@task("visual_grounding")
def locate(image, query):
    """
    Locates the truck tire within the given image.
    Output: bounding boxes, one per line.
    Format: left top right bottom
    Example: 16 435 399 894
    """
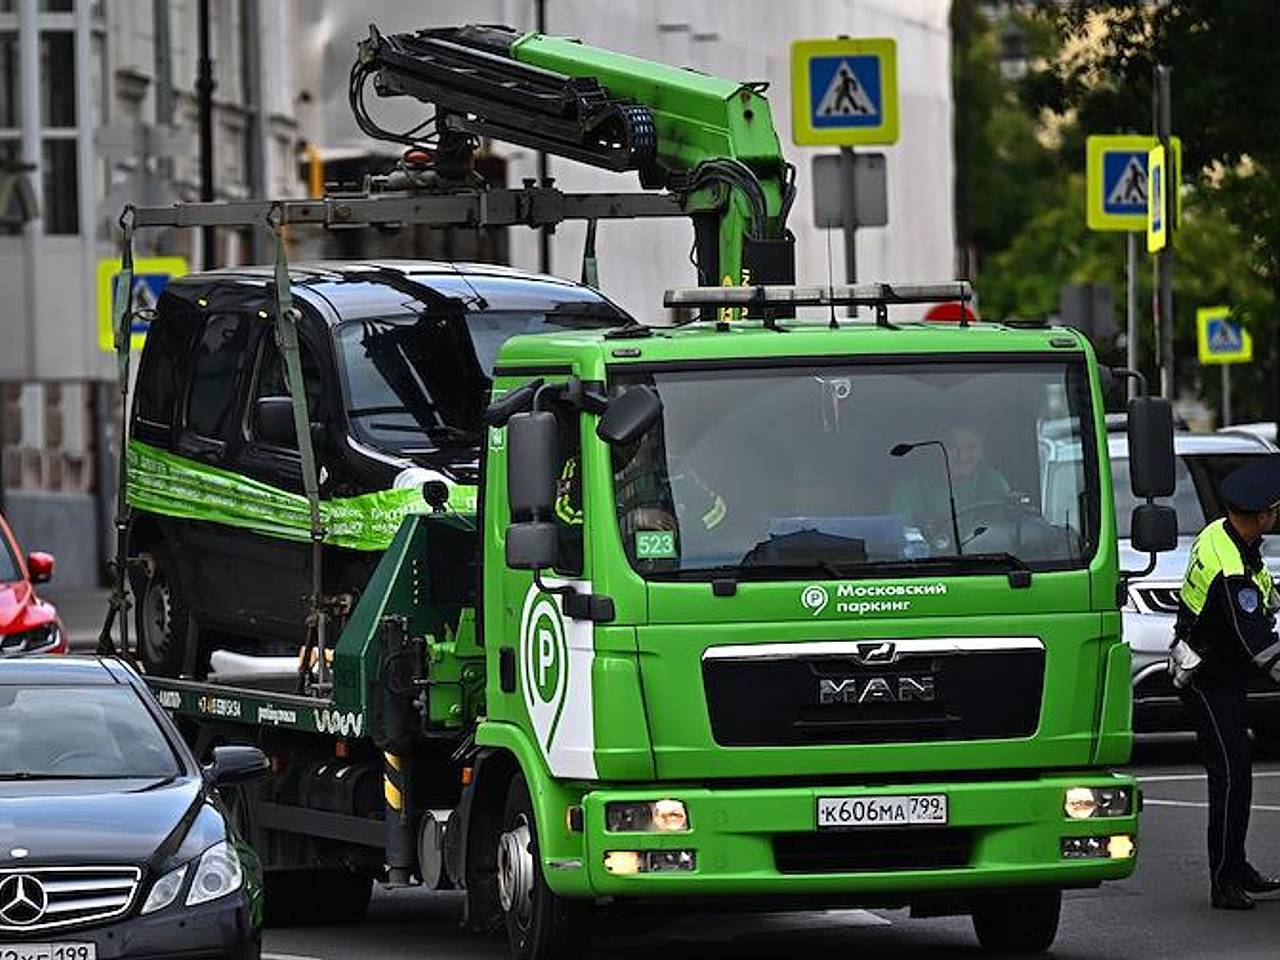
263 869 373 927
499 773 591 960
972 889 1061 954
135 549 197 678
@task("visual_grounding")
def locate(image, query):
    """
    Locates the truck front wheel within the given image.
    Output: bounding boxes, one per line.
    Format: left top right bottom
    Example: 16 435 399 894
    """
498 773 591 960
972 889 1061 953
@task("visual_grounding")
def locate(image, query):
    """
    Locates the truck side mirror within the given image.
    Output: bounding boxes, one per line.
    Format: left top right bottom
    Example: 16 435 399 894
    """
507 411 559 517
505 410 561 571
1130 504 1178 553
1126 396 1175 499
597 386 662 447
506 521 558 570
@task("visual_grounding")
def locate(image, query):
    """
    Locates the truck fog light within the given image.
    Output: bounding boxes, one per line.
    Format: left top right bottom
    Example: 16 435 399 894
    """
1060 836 1108 859
1107 834 1135 859
605 799 689 833
643 850 696 873
1064 788 1098 820
604 851 643 875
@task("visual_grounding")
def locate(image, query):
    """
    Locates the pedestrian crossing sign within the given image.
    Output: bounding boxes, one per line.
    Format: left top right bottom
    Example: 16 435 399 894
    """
1197 306 1252 365
791 38 898 146
96 256 189 351
1086 134 1182 232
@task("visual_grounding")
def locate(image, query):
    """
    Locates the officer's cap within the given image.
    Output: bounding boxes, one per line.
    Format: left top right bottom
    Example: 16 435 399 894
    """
1221 459 1280 512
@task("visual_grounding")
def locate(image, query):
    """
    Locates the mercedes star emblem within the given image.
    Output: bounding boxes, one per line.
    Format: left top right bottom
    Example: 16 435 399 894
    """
0 874 48 926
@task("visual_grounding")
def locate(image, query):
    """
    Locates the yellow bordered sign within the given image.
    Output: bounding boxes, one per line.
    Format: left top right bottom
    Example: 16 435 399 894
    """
791 38 899 147
1196 306 1252 365
1085 135 1181 232
96 256 189 351
1147 145 1167 252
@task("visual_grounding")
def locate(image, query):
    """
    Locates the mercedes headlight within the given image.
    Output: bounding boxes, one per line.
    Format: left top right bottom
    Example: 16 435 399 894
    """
140 864 187 915
186 840 244 906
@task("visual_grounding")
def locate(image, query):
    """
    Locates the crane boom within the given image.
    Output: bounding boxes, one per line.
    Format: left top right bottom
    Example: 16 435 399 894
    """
355 24 795 286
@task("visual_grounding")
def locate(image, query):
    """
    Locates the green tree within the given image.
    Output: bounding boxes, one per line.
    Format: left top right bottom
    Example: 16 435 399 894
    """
1028 0 1280 424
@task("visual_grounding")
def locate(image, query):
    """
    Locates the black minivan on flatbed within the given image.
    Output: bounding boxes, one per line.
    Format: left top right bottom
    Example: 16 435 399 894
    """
126 260 627 676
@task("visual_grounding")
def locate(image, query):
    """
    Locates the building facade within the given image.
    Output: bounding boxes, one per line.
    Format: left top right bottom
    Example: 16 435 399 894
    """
0 0 303 586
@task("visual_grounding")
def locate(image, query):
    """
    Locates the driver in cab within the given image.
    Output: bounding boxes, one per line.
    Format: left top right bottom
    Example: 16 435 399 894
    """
890 426 1011 550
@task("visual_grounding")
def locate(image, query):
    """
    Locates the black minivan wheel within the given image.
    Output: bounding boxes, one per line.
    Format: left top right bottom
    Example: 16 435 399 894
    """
972 889 1062 954
498 773 591 960
135 549 196 677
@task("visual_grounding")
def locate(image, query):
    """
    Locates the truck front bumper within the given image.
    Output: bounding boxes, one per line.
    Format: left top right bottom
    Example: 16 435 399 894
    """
570 772 1138 899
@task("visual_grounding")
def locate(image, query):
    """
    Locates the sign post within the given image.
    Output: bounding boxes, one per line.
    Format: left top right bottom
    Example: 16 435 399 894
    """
95 256 189 351
1086 134 1181 395
1196 306 1251 426
792 37 898 313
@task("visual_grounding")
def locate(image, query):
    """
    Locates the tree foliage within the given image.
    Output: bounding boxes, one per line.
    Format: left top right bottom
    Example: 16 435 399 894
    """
964 1 1280 422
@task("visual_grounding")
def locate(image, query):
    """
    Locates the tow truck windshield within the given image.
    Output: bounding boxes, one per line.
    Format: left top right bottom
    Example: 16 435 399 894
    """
610 359 1100 578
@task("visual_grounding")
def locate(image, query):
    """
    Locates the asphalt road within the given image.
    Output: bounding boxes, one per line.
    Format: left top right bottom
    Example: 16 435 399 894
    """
52 590 1280 958
260 738 1280 960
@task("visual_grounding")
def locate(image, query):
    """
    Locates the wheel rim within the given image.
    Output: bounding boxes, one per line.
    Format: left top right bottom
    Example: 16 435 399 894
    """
140 574 173 666
497 814 534 928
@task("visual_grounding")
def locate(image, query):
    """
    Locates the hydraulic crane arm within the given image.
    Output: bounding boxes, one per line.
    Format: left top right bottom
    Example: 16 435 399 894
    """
354 24 795 285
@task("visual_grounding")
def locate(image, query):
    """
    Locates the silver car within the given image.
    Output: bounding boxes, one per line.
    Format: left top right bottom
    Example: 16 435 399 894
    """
1113 431 1280 735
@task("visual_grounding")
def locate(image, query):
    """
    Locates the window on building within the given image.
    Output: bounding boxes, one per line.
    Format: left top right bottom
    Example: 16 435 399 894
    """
0 31 18 128
186 313 252 440
38 29 76 234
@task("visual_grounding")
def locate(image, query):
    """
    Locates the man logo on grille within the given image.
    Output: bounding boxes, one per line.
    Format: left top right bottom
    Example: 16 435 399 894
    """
0 874 48 926
855 641 897 665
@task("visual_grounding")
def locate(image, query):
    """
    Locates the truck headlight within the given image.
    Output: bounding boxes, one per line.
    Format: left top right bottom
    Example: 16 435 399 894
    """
186 840 243 906
1065 786 1132 819
605 799 689 833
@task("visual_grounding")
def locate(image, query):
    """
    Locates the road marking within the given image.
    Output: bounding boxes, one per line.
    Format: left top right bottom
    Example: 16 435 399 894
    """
1140 771 1280 783
263 954 325 960
1145 798 1280 813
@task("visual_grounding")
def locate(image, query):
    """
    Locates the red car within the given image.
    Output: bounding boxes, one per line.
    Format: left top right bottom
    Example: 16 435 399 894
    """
0 512 65 655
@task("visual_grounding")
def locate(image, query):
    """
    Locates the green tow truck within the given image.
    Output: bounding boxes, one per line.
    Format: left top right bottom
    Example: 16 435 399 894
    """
101 23 1180 959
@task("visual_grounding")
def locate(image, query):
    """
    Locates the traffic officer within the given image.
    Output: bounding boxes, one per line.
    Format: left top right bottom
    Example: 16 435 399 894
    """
1173 459 1280 909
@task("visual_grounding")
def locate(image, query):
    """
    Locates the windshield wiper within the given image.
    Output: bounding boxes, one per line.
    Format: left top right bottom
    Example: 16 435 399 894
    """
835 552 1034 587
0 772 120 781
659 560 848 582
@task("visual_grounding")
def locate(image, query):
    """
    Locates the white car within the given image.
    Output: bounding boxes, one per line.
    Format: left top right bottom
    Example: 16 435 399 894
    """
1113 431 1280 735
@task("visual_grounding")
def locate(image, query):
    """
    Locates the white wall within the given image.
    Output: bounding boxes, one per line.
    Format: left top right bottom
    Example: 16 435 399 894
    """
301 0 955 321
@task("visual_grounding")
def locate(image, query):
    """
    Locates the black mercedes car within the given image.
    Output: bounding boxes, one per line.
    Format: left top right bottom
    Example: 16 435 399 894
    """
0 656 267 958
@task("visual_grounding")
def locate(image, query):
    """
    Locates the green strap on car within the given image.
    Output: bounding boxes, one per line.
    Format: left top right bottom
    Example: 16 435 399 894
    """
126 439 476 552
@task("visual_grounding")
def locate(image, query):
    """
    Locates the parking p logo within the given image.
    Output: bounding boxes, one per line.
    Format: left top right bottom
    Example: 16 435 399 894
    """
520 586 569 751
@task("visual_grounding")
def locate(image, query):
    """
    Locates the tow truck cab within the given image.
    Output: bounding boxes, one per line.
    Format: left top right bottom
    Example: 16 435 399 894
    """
464 314 1174 940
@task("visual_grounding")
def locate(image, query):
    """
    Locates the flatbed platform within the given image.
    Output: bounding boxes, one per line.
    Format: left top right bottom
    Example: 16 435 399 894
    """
147 675 363 738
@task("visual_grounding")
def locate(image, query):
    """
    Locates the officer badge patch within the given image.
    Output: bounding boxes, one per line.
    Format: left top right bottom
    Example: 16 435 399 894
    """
1237 586 1261 614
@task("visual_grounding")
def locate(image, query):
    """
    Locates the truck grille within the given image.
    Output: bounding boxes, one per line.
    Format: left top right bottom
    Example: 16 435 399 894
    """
702 638 1044 747
0 866 141 935
774 828 972 874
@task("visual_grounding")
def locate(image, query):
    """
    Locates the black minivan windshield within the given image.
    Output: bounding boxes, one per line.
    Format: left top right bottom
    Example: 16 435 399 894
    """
0 686 181 779
335 308 619 456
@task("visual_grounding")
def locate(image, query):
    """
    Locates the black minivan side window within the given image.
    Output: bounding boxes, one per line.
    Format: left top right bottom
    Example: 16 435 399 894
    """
249 335 324 448
185 313 252 440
